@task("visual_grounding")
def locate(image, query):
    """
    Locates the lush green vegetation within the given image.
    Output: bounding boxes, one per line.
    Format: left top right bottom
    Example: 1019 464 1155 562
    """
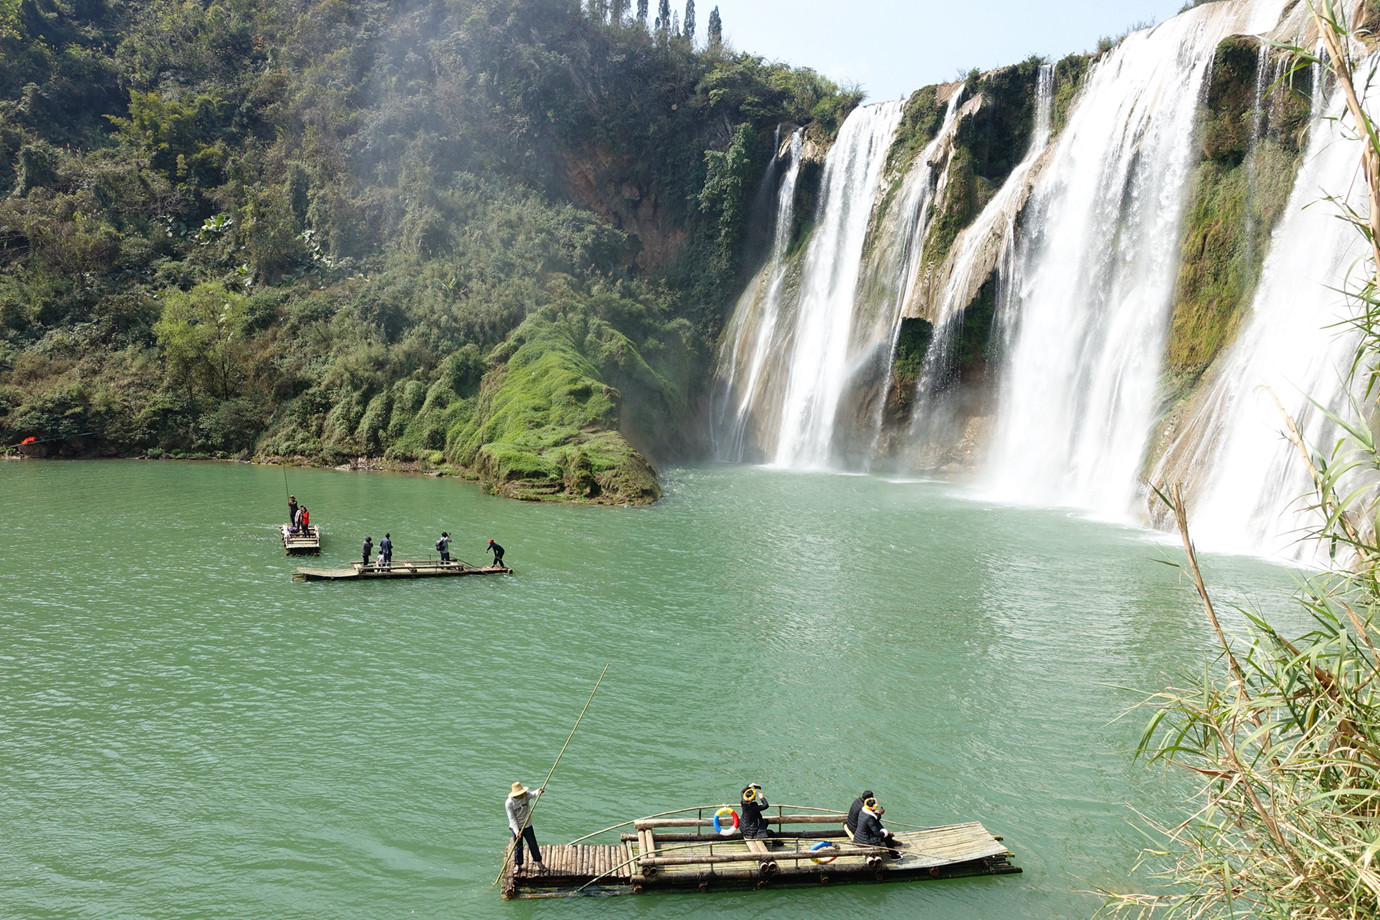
0 0 853 501
1164 37 1311 389
916 56 1076 281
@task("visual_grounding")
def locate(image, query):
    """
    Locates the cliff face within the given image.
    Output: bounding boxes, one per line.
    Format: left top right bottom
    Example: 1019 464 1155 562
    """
554 146 687 273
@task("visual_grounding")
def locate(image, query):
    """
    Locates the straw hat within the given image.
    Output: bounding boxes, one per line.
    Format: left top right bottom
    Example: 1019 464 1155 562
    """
510 781 529 798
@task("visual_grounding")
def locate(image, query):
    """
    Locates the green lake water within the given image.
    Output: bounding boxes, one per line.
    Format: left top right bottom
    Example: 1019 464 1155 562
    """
1 460 1303 919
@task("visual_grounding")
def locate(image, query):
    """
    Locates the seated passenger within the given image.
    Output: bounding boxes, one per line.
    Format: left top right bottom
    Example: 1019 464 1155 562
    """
845 788 874 835
852 796 902 859
739 783 772 841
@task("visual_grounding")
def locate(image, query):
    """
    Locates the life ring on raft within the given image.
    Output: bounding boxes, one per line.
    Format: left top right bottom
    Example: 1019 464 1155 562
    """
713 807 740 836
809 841 838 864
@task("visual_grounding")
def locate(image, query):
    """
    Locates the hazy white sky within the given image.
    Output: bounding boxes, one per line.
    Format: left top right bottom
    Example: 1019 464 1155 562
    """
704 0 1194 102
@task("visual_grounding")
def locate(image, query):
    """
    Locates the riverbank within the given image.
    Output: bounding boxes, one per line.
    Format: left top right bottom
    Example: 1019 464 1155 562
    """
4 447 661 505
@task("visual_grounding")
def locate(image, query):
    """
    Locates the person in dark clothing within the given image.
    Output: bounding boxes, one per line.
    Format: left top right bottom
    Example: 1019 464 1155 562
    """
845 789 874 835
852 797 901 858
288 496 299 532
436 532 451 563
487 538 505 567
379 533 392 569
739 783 771 840
361 536 373 567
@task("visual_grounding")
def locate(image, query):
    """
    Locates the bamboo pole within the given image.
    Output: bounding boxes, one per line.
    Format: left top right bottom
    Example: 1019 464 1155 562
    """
634 813 844 829
493 662 610 886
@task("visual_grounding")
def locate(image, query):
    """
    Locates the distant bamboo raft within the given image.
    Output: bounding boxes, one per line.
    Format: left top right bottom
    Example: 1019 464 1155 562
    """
499 807 1019 900
280 524 321 555
292 559 513 581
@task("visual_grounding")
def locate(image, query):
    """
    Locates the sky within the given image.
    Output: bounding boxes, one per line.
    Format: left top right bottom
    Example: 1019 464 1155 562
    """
705 0 1196 103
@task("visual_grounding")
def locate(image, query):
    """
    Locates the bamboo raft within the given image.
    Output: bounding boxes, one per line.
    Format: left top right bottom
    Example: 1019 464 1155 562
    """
280 524 321 555
292 559 512 581
500 807 1019 899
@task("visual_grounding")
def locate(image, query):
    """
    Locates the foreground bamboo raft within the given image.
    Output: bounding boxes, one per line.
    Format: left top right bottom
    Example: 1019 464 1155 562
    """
499 807 1019 899
280 524 321 555
292 559 512 581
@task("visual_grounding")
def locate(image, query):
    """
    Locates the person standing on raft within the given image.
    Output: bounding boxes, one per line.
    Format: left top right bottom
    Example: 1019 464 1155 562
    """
436 532 451 564
361 536 373 567
486 538 505 568
288 496 299 532
740 783 772 841
506 781 545 871
378 533 392 569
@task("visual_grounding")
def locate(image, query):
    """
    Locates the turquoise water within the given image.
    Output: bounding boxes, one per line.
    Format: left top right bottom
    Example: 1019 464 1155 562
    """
1 460 1301 919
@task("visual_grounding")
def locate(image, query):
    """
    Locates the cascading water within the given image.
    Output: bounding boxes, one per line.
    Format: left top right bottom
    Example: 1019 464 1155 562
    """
1155 57 1377 562
905 65 1055 462
770 100 905 469
982 0 1287 518
849 88 966 462
712 129 803 462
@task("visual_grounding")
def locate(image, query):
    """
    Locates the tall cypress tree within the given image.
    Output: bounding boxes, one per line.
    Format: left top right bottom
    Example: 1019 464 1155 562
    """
658 0 671 36
707 5 722 48
684 0 695 44
637 0 648 27
611 0 627 24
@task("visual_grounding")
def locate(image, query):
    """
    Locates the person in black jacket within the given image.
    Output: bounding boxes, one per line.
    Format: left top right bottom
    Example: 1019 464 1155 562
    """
739 783 771 841
487 538 505 568
852 796 901 858
361 536 373 567
845 788 874 835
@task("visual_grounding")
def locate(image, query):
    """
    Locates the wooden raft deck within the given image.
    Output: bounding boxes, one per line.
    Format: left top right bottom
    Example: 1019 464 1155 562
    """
500 812 1019 899
280 524 320 555
292 559 512 581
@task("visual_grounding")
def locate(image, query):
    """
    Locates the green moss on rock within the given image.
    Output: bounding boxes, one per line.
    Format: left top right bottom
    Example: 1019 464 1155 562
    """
1166 38 1305 383
1200 35 1260 165
891 316 934 383
886 86 945 176
444 290 694 505
1050 54 1090 137
923 147 981 273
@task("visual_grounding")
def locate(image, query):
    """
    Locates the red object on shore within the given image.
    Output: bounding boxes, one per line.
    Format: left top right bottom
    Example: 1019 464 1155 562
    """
19 436 35 444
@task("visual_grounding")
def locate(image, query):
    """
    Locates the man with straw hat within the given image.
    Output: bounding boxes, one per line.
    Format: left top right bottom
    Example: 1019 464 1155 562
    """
505 781 545 871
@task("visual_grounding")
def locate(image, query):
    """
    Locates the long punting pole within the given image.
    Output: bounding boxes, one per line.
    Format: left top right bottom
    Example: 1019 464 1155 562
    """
493 662 610 886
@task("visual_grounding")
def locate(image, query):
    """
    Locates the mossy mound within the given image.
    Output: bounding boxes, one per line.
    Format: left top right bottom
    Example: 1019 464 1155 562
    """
446 289 698 504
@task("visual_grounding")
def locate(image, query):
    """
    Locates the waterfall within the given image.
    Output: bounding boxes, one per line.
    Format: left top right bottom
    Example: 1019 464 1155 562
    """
981 0 1287 518
1156 58 1378 562
770 100 906 468
712 129 804 462
850 88 966 462
906 65 1055 461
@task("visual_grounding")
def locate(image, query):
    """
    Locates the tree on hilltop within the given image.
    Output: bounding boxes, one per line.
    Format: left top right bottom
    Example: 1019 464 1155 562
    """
684 0 695 44
637 0 648 27
707 6 722 47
